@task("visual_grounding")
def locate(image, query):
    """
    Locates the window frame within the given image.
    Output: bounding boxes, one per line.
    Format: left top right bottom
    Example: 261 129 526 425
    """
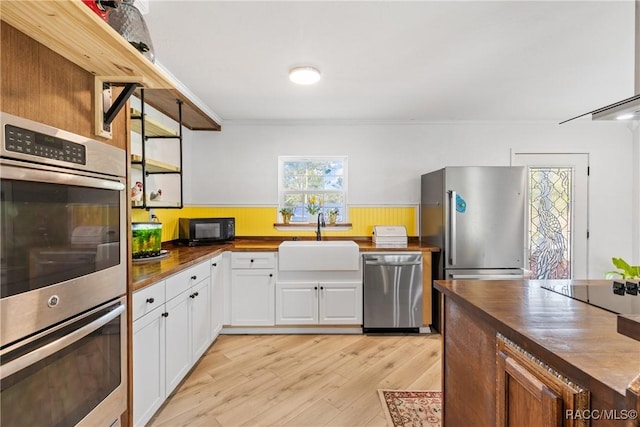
277 155 348 223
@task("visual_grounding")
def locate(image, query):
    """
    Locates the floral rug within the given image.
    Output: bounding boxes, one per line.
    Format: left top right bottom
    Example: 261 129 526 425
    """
377 390 442 427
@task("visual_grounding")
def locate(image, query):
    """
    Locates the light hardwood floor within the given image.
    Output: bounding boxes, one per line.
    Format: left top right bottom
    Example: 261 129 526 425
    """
148 333 442 427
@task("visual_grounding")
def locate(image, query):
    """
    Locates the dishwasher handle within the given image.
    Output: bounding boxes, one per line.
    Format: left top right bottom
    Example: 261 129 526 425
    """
364 260 422 267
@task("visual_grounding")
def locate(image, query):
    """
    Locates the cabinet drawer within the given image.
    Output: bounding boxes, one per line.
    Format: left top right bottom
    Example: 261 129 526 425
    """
231 252 276 269
133 280 166 321
166 260 211 301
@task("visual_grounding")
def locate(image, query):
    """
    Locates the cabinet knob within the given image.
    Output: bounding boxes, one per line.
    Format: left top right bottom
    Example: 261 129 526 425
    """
269 273 273 277
212 263 217 267
191 275 197 280
314 286 318 290
250 259 254 263
320 286 324 290
194 291 199 297
190 293 196 299
146 297 155 304
162 312 169 318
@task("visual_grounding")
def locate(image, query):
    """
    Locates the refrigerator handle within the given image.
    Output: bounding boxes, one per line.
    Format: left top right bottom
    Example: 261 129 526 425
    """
448 190 457 266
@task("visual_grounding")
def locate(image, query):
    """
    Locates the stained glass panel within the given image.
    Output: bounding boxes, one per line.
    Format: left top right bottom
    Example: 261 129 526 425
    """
528 167 572 279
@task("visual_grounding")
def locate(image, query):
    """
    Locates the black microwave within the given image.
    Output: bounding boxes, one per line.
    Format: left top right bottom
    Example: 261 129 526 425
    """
178 217 235 245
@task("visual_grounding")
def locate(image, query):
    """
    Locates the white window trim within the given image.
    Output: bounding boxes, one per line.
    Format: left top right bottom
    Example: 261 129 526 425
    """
278 155 348 223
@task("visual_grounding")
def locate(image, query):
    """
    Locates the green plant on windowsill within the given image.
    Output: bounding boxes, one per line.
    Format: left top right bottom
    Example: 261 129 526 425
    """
279 207 294 224
604 257 640 280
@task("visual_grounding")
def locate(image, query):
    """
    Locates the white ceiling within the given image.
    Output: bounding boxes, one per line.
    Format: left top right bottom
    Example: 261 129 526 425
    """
144 1 636 123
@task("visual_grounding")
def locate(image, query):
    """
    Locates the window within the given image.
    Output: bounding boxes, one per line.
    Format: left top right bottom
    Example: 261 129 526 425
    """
278 156 347 223
512 153 589 279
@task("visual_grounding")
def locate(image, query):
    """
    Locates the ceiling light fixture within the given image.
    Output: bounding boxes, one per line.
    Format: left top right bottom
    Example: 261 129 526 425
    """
289 66 321 85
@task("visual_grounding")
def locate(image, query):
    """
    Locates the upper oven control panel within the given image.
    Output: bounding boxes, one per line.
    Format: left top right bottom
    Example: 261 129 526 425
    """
0 112 125 178
5 124 87 165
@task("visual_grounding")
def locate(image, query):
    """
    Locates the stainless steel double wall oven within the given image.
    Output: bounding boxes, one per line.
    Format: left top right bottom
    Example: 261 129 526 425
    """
0 112 127 427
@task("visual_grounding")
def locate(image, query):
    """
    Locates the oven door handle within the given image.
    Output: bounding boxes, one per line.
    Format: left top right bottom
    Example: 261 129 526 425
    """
0 304 125 380
1 163 125 191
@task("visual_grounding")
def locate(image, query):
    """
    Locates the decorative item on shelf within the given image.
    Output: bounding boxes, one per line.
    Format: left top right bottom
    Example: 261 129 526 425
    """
327 208 339 225
107 0 155 62
279 207 294 224
131 181 143 203
149 189 162 201
82 0 117 21
306 195 321 223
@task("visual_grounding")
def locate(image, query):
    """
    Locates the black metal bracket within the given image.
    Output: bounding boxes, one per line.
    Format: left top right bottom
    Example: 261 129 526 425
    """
104 82 138 127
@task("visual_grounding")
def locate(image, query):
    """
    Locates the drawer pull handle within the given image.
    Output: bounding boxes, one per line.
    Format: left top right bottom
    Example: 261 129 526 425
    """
191 275 197 280
146 297 155 304
162 312 169 318
250 259 254 263
212 263 217 267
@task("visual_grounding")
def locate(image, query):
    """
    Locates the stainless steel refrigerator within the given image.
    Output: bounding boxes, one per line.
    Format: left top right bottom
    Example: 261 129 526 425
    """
421 166 527 280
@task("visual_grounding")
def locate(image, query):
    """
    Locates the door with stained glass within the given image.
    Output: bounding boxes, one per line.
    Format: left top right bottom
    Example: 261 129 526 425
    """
512 153 589 279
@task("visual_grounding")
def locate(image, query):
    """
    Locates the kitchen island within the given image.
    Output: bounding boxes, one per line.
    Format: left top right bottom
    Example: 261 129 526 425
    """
434 279 640 426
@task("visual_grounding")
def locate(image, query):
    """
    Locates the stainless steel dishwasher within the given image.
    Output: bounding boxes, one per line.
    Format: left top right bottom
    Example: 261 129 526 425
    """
363 252 423 333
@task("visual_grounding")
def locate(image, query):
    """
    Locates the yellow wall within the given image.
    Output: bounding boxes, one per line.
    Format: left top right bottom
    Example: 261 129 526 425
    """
132 206 417 242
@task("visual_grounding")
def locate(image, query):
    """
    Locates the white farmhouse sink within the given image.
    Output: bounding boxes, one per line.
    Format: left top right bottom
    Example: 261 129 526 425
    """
278 240 360 271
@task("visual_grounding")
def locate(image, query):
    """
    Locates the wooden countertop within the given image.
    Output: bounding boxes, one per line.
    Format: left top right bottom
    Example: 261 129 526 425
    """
132 238 439 291
433 279 640 397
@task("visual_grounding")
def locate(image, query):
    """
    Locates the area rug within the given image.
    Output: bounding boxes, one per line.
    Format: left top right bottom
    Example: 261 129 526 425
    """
377 390 442 427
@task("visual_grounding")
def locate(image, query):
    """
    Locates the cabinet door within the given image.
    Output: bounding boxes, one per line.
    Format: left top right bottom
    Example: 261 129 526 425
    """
191 278 211 362
210 255 225 340
231 269 275 326
165 291 191 396
132 307 165 427
496 336 589 427
319 282 362 325
497 351 562 427
276 282 318 325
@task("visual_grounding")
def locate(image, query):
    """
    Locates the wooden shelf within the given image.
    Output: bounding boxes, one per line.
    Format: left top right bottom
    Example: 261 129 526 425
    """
131 155 180 173
147 200 181 208
132 200 181 209
274 223 353 231
130 109 179 137
0 0 221 131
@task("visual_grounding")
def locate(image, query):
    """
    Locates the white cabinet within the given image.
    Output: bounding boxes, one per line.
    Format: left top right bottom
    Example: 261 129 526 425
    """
276 281 362 325
276 282 318 324
132 260 211 427
319 282 362 324
231 252 276 326
164 289 190 395
210 254 225 340
191 278 211 360
132 281 166 427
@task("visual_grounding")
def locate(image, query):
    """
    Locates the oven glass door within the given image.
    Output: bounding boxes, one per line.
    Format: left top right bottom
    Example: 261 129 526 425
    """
0 164 123 298
0 299 126 427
